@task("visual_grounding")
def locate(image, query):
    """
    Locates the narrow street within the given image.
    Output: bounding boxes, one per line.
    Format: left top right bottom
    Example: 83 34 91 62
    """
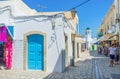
0 51 120 79
0 0 120 79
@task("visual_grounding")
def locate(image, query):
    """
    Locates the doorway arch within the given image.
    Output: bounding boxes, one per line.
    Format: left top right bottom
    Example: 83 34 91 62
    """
24 31 46 71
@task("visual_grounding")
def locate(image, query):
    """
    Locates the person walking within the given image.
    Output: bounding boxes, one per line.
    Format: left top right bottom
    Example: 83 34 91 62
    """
114 45 119 65
98 46 102 55
109 44 116 67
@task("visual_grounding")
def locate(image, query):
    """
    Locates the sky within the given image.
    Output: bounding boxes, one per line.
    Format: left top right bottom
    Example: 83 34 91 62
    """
23 0 113 38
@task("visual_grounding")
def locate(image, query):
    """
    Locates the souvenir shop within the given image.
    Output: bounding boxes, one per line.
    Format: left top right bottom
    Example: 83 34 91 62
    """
0 25 13 69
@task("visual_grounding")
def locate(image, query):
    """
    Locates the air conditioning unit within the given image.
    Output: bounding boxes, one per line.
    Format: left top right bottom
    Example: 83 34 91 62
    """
108 29 116 34
108 30 112 34
108 24 118 34
116 13 120 22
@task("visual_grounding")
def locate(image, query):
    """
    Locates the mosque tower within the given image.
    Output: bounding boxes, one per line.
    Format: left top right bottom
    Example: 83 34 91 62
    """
85 27 92 50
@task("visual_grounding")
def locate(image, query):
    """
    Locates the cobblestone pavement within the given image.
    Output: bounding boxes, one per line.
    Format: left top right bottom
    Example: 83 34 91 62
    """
0 51 120 79
0 51 93 79
93 52 120 79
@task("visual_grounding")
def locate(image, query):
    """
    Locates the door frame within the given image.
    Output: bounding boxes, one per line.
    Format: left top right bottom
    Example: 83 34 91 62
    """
24 31 47 72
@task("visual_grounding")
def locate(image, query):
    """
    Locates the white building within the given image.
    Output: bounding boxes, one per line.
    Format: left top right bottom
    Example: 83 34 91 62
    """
0 0 78 72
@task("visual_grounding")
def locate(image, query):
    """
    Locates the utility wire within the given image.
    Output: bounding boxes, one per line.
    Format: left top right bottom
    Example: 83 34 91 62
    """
69 0 91 10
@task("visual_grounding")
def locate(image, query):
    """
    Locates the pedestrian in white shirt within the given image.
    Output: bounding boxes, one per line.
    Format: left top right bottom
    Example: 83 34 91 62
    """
109 44 115 67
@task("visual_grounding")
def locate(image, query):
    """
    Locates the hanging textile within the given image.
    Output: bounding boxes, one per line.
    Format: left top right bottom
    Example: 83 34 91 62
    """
5 37 12 69
0 26 7 42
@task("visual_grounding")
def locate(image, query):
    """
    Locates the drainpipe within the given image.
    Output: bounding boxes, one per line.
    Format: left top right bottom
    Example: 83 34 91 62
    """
116 0 120 44
118 0 120 60
117 0 120 59
118 0 120 45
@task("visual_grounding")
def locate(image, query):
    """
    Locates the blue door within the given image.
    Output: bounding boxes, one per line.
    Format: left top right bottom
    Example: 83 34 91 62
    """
27 34 44 70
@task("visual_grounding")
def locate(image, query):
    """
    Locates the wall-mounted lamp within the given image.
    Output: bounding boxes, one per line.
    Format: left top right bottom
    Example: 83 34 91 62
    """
51 18 55 30
51 33 56 42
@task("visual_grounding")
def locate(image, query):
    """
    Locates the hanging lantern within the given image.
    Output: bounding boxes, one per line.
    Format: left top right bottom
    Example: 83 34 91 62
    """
71 9 76 19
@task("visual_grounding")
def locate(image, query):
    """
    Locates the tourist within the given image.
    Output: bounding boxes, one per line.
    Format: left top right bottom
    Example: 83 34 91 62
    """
114 45 119 65
109 44 115 67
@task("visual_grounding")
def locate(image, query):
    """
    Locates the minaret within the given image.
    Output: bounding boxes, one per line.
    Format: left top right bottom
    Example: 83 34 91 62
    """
85 27 92 50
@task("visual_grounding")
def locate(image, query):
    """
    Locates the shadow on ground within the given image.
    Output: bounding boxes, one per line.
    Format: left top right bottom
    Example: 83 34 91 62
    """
43 56 93 79
111 74 120 79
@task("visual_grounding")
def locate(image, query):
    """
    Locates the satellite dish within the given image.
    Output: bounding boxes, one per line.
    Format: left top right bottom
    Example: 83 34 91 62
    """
37 4 46 12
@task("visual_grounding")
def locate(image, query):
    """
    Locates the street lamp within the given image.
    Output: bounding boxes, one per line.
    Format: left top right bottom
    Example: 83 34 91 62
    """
71 9 76 19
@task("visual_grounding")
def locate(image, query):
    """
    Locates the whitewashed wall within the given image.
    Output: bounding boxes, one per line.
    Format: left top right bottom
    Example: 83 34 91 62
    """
64 23 73 66
0 0 36 17
0 4 74 72
13 15 74 72
0 10 11 25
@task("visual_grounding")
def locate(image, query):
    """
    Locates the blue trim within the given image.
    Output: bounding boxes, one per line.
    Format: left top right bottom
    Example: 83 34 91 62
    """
7 26 14 37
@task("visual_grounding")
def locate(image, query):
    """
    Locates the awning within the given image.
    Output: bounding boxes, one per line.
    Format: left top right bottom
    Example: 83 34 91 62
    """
108 34 118 39
6 26 14 38
98 34 116 42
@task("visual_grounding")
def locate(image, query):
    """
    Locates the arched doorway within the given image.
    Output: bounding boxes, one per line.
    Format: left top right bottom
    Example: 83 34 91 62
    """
27 34 44 70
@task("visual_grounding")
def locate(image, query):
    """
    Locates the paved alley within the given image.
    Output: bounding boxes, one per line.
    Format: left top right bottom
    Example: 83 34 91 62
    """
0 51 93 79
0 51 120 79
93 51 120 79
0 0 119 79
